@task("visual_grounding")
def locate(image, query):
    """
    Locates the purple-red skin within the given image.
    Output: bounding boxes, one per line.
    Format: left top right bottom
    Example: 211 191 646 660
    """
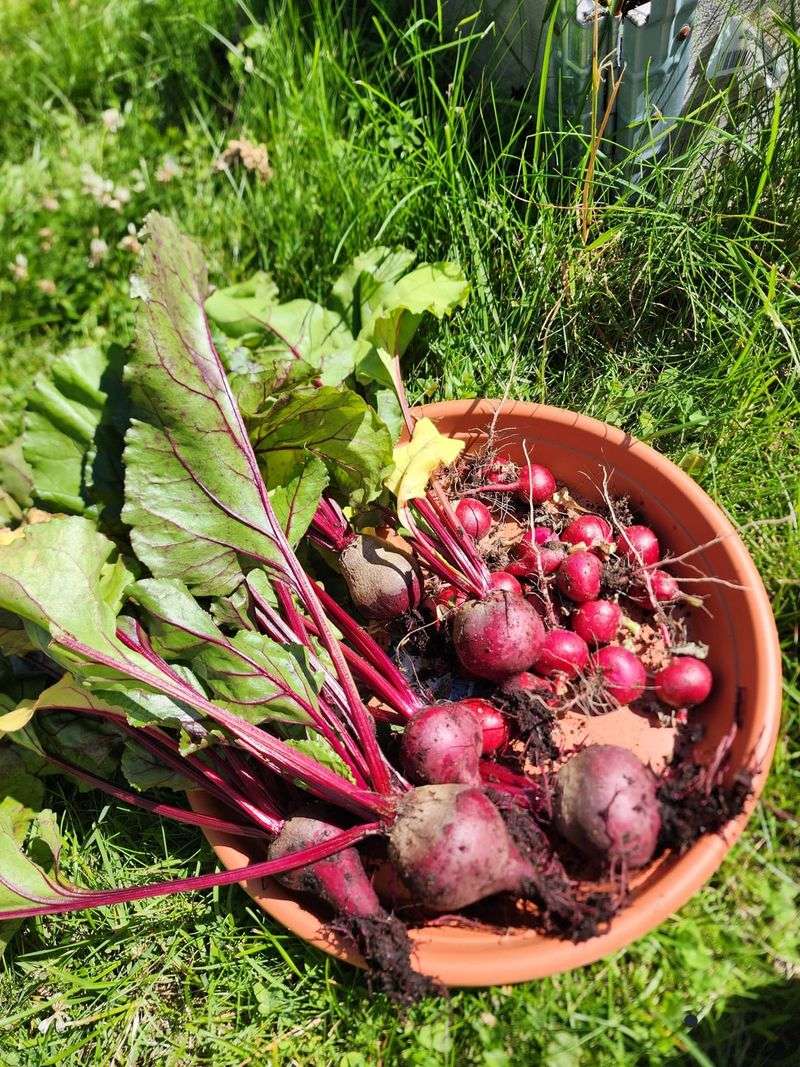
632 569 680 606
554 745 661 868
556 551 603 602
455 498 492 540
654 656 713 707
619 524 660 566
594 645 647 704
400 703 483 786
500 671 556 698
517 464 557 504
572 599 622 645
269 815 382 918
389 784 536 910
535 628 590 678
459 697 509 754
562 514 613 550
508 530 565 577
452 590 545 680
488 571 523 596
340 534 422 620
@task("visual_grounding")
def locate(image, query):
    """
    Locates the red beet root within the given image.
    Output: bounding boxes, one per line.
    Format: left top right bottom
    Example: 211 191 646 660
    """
562 514 613 550
619 524 660 566
429 583 467 612
455 498 492 540
556 551 603 602
572 599 622 645
459 697 509 754
654 657 713 708
594 645 646 704
340 534 422 620
489 571 523 596
554 745 661 868
535 628 590 678
389 785 536 910
452 590 545 680
400 703 483 786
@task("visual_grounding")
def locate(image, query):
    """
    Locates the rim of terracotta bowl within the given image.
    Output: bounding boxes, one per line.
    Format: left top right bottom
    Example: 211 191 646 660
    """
189 400 782 987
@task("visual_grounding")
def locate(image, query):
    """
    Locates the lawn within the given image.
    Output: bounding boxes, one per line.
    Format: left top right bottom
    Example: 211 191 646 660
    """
0 1 798 1063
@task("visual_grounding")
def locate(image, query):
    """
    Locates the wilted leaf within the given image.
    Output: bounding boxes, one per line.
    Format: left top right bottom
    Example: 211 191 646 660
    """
384 417 464 504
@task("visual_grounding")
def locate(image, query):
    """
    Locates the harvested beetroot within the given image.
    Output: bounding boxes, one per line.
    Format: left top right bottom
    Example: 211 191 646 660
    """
535 628 590 678
459 697 509 754
595 645 646 705
572 599 622 645
556 551 603 602
270 815 437 1002
619 524 660 566
389 785 537 910
562 515 613 550
472 462 556 504
400 703 483 786
554 745 661 868
340 534 422 620
654 657 713 708
452 590 545 680
455 497 492 540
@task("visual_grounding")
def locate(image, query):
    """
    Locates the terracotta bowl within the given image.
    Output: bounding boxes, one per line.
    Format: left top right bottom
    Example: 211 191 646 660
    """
189 400 782 986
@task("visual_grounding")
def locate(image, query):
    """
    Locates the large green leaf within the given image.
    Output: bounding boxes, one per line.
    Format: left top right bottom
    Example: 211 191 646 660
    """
251 386 392 506
0 518 208 736
123 214 289 596
22 344 128 522
205 271 279 338
268 455 329 545
131 578 318 725
0 439 33 510
361 262 470 356
329 246 417 336
0 746 46 955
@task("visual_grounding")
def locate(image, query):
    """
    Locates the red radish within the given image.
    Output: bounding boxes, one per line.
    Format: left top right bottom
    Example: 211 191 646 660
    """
554 745 661 867
452 590 545 680
517 463 557 504
389 785 539 910
508 529 564 577
654 657 713 708
501 671 555 698
632 569 679 606
556 551 603 602
535 628 590 678
459 697 509 754
595 645 646 704
455 498 492 540
400 703 483 785
562 514 613 550
340 534 422 620
619 524 660 566
572 599 622 645
488 571 523 596
471 463 556 504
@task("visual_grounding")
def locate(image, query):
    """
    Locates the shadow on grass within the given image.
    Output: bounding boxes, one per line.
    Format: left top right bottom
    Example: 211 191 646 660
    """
666 978 800 1067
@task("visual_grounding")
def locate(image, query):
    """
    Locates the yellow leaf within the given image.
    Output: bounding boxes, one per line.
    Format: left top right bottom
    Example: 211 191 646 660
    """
384 418 464 504
0 699 37 734
0 527 25 546
0 675 111 738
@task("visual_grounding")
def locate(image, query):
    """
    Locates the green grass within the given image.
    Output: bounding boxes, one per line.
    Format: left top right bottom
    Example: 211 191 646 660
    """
1 1 799 1062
